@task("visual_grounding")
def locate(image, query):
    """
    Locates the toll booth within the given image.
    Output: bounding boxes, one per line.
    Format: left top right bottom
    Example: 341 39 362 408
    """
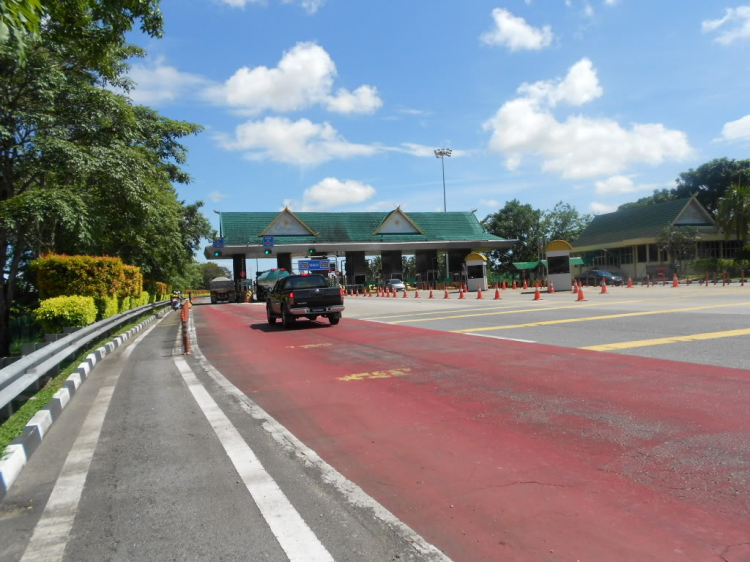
545 240 573 291
464 253 488 292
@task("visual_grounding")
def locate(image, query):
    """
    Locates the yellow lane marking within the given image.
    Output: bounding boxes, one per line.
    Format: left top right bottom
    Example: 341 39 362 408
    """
450 302 750 333
286 343 333 349
581 328 750 351
371 290 750 324
338 368 411 381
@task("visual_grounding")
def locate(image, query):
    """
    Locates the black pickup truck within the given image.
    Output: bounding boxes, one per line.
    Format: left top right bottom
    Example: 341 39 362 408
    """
266 274 345 328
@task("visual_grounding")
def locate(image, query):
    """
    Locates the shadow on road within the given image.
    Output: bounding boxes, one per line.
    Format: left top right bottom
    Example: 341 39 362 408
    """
249 321 333 332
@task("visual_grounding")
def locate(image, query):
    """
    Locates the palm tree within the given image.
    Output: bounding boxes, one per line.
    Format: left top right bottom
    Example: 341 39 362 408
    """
717 182 750 247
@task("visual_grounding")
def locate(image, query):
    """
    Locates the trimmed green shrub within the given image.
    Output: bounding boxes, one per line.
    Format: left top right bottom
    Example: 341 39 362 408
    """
31 254 126 299
34 296 97 334
122 265 143 298
95 296 119 320
118 296 132 313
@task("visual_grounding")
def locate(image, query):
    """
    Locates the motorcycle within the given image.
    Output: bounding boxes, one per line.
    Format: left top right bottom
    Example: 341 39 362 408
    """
170 296 182 310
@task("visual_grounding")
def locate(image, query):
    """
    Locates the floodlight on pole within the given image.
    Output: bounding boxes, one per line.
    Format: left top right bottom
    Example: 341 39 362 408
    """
434 148 452 213
213 210 223 239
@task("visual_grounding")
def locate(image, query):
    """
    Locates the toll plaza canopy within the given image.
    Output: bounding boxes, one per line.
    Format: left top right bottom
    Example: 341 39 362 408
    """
204 207 515 259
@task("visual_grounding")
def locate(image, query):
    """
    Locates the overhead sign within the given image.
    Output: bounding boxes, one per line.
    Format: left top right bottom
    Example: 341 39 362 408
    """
298 259 329 271
262 236 274 248
212 238 224 249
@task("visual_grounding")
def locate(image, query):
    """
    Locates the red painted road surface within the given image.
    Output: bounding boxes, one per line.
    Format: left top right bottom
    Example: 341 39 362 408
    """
194 304 750 562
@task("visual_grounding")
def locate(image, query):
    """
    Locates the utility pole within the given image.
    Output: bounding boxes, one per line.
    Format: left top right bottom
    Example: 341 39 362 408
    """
434 148 452 287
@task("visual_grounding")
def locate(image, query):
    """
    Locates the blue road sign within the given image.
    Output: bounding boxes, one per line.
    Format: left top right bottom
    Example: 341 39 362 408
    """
298 259 329 270
262 236 274 248
212 239 224 249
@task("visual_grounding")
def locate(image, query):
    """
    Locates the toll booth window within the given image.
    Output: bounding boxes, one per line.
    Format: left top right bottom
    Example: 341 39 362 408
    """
547 256 570 275
467 265 484 279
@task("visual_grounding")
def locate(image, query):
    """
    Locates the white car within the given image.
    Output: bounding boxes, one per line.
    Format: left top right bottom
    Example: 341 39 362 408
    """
386 279 406 292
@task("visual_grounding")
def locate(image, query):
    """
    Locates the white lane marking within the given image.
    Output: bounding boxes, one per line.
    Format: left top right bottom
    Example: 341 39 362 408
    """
19 386 115 562
173 356 333 562
186 313 452 561
463 333 536 343
18 313 167 562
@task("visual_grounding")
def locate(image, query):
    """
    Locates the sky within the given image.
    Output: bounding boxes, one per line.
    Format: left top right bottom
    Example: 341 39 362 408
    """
124 1 750 270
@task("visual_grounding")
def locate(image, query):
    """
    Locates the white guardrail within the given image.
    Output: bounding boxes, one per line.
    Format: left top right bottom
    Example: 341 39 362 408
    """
0 301 169 413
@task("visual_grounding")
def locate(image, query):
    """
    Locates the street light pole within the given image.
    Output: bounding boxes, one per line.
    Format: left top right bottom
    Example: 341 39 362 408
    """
213 210 223 239
434 148 453 286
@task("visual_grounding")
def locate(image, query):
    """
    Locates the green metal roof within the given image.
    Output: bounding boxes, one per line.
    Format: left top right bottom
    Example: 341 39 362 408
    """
221 211 503 246
572 199 691 248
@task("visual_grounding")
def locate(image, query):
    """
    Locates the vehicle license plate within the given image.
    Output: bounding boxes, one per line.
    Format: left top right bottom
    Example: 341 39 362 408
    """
311 307 325 313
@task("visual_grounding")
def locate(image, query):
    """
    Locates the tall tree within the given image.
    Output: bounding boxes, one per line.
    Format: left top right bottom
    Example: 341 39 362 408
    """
657 225 699 276
544 201 593 242
617 188 676 211
673 158 750 215
0 1 208 355
716 183 750 248
200 262 232 289
482 200 544 272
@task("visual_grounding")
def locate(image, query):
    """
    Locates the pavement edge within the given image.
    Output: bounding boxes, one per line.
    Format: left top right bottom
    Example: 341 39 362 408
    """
0 309 168 502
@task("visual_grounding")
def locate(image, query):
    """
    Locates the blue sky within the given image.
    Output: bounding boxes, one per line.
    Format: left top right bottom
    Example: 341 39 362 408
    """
125 0 750 267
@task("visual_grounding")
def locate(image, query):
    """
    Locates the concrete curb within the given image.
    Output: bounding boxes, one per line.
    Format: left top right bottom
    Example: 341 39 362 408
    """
0 310 166 502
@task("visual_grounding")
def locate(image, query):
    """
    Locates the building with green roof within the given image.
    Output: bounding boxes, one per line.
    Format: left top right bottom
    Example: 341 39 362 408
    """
205 207 515 286
571 195 740 280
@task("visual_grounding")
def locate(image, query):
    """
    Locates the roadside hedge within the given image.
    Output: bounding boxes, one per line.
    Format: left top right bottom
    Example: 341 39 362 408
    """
32 254 126 300
34 296 97 334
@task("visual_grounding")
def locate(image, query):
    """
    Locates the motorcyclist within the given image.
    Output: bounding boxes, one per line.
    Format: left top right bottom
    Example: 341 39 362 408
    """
170 290 182 310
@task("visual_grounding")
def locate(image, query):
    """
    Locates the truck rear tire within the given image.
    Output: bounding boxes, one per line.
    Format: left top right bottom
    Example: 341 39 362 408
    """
282 306 294 329
328 313 340 325
267 306 277 325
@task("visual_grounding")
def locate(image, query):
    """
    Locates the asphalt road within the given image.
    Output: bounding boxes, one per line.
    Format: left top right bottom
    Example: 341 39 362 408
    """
194 299 750 561
345 284 750 369
0 308 442 562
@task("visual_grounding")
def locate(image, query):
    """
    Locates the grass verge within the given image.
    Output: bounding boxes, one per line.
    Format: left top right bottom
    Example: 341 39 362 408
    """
0 308 166 456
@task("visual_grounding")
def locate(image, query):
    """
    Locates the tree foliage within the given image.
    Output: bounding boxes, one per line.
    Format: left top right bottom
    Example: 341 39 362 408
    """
716 182 750 247
617 188 676 211
0 0 210 355
657 225 700 275
674 158 750 215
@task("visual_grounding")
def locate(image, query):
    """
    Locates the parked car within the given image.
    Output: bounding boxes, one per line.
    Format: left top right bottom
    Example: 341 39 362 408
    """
575 270 623 286
385 279 406 292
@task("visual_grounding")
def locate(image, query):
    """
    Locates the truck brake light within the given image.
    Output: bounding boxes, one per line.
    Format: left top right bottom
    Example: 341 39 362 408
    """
289 292 294 304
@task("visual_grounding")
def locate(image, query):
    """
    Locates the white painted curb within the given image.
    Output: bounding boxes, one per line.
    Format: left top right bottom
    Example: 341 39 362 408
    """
0 310 167 501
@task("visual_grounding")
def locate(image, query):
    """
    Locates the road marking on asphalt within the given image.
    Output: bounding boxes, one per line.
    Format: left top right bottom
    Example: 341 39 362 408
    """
338 368 411 381
174 356 334 562
357 289 750 322
18 317 165 562
286 343 333 349
463 333 536 343
451 301 750 333
581 327 750 351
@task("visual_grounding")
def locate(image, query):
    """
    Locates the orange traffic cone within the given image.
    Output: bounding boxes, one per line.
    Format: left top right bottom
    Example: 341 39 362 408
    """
429 288 435 299
477 288 483 299
576 286 587 302
672 273 679 288
522 280 528 290
501 281 507 290
403 288 408 298
600 279 608 294
512 281 517 290
627 276 634 288
392 289 397 298
533 287 542 301
414 289 420 298
459 288 465 299
494 286 502 300
549 281 555 294
573 281 579 294
444 288 450 299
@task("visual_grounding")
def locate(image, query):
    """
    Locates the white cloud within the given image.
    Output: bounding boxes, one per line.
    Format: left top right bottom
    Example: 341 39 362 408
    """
298 178 376 210
594 176 671 195
208 190 230 203
483 58 693 179
393 143 469 158
125 57 208 104
480 8 553 51
584 3 594 17
217 116 380 165
480 199 501 207
216 0 325 14
603 0 619 5
590 202 618 214
702 6 750 44
205 42 381 115
326 85 383 114
719 114 750 141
